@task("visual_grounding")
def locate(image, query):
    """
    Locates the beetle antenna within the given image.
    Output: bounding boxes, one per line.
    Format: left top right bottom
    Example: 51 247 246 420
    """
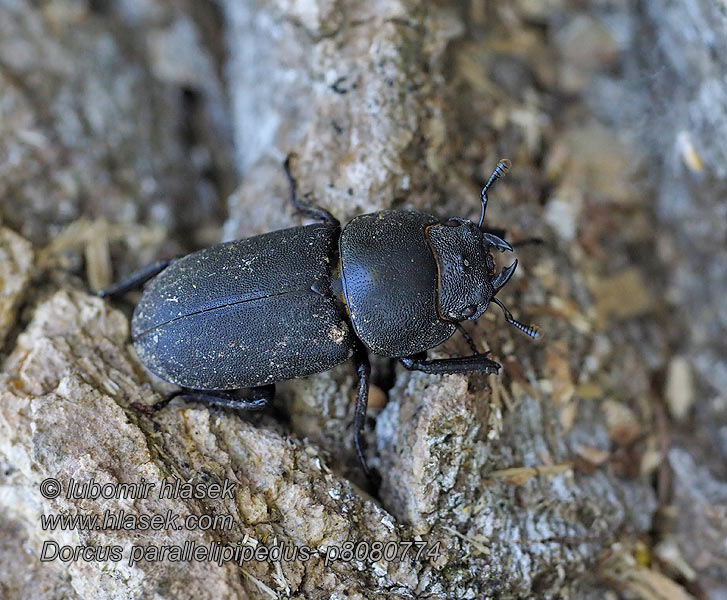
478 158 511 228
492 297 540 339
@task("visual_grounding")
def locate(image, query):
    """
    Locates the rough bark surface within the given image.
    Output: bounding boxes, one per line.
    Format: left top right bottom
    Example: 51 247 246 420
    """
1 0 724 599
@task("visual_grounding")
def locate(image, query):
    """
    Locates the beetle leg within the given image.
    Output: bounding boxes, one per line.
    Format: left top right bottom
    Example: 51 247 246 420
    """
399 353 501 375
134 385 274 414
456 322 480 354
98 259 176 298
284 155 340 226
352 342 372 477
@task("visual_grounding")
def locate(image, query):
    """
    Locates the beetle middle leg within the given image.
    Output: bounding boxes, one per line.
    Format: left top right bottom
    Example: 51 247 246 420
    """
283 154 340 226
134 385 274 414
98 259 176 298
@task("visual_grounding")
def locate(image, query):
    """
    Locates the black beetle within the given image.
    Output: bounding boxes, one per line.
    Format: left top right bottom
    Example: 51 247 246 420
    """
100 157 538 475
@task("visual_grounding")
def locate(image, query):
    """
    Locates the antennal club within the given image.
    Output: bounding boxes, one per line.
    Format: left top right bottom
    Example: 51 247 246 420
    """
478 158 511 228
492 297 540 339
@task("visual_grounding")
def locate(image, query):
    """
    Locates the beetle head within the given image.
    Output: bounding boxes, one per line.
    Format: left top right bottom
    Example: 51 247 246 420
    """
428 218 516 322
426 156 541 340
428 218 539 338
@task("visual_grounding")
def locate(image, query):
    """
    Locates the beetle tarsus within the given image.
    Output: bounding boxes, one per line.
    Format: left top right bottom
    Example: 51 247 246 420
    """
97 259 176 298
284 154 340 226
134 386 275 414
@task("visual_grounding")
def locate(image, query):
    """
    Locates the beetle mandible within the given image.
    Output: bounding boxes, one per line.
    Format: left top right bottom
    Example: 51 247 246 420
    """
99 157 539 476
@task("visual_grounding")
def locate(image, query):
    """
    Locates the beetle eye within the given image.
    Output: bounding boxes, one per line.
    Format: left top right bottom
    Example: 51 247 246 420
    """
462 304 477 318
444 219 461 227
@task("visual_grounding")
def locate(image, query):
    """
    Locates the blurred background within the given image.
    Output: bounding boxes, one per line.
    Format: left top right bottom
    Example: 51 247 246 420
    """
0 0 725 598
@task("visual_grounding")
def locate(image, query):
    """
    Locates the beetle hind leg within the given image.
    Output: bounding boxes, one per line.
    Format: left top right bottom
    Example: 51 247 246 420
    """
98 259 176 298
134 385 274 414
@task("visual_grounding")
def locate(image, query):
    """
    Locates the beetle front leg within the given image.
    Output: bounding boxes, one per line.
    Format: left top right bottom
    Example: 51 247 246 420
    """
400 353 501 375
284 155 340 226
98 259 177 298
352 342 372 477
134 385 274 413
